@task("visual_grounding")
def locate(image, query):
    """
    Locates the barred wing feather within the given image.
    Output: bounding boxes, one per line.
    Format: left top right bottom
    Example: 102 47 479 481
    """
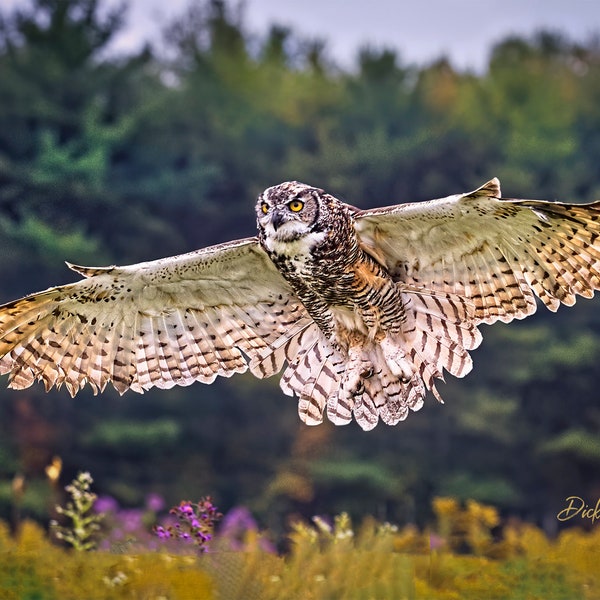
0 238 313 396
354 179 600 324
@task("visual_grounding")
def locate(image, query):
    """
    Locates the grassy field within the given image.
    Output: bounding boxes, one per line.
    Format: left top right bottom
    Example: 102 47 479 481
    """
1 498 598 600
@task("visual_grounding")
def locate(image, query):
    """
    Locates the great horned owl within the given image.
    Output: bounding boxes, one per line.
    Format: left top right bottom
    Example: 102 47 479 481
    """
0 179 599 430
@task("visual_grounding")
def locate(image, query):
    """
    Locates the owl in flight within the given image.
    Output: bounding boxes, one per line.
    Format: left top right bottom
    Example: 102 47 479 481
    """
0 178 599 430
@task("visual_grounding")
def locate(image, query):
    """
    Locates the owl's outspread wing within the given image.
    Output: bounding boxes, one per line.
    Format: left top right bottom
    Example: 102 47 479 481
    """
1 178 600 431
354 178 600 324
0 238 313 396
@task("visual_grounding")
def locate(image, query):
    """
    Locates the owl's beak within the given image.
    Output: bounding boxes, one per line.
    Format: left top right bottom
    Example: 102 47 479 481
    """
271 209 286 231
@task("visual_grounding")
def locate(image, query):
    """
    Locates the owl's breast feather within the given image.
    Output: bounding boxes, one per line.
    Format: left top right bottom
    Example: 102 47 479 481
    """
264 230 328 271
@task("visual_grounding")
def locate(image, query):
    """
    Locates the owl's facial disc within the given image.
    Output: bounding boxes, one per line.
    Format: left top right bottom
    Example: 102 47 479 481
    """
265 209 310 242
256 181 321 243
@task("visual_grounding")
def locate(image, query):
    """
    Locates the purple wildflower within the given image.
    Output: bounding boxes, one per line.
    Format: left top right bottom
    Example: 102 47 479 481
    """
145 493 166 513
155 496 222 552
429 533 445 551
94 495 119 514
120 509 143 533
173 502 194 516
154 525 171 540
219 506 275 552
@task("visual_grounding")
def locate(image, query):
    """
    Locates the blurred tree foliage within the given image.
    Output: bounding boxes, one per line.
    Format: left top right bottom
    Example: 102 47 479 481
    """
0 0 599 535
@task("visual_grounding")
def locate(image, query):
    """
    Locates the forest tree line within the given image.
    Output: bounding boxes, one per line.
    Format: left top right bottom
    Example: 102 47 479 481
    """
1 0 600 535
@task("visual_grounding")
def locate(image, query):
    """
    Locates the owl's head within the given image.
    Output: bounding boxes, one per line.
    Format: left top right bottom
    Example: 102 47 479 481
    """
256 181 325 244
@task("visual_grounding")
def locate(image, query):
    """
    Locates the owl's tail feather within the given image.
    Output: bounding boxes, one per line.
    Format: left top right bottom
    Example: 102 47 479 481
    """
400 288 483 400
280 288 483 430
279 325 346 425
364 288 483 428
281 333 428 431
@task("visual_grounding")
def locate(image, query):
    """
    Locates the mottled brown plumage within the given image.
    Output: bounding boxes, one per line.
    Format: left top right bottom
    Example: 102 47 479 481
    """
0 178 599 430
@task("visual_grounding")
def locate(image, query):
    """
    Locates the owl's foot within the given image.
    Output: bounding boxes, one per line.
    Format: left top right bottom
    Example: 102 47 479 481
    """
326 348 373 426
380 337 414 383
341 351 373 398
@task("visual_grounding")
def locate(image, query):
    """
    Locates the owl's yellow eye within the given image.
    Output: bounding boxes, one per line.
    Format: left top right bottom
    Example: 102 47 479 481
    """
288 200 304 212
261 202 269 214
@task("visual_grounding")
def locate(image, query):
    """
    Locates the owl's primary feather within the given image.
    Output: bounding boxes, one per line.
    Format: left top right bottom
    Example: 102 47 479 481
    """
0 178 599 430
0 239 313 396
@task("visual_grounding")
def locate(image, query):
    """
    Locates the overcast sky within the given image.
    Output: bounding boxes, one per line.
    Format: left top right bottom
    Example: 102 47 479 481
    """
108 0 600 71
5 0 600 71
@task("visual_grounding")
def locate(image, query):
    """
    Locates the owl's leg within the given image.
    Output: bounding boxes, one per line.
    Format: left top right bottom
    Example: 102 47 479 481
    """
350 284 415 384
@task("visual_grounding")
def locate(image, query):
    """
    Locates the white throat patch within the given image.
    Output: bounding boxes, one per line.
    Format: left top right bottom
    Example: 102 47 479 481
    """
264 224 327 259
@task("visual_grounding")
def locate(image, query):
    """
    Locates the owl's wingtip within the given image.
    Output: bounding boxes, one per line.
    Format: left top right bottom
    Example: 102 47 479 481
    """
66 262 117 278
467 178 501 199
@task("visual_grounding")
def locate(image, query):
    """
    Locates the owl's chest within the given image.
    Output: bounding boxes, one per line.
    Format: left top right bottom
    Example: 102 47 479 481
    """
266 231 405 339
268 233 390 308
267 231 355 290
266 231 328 276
